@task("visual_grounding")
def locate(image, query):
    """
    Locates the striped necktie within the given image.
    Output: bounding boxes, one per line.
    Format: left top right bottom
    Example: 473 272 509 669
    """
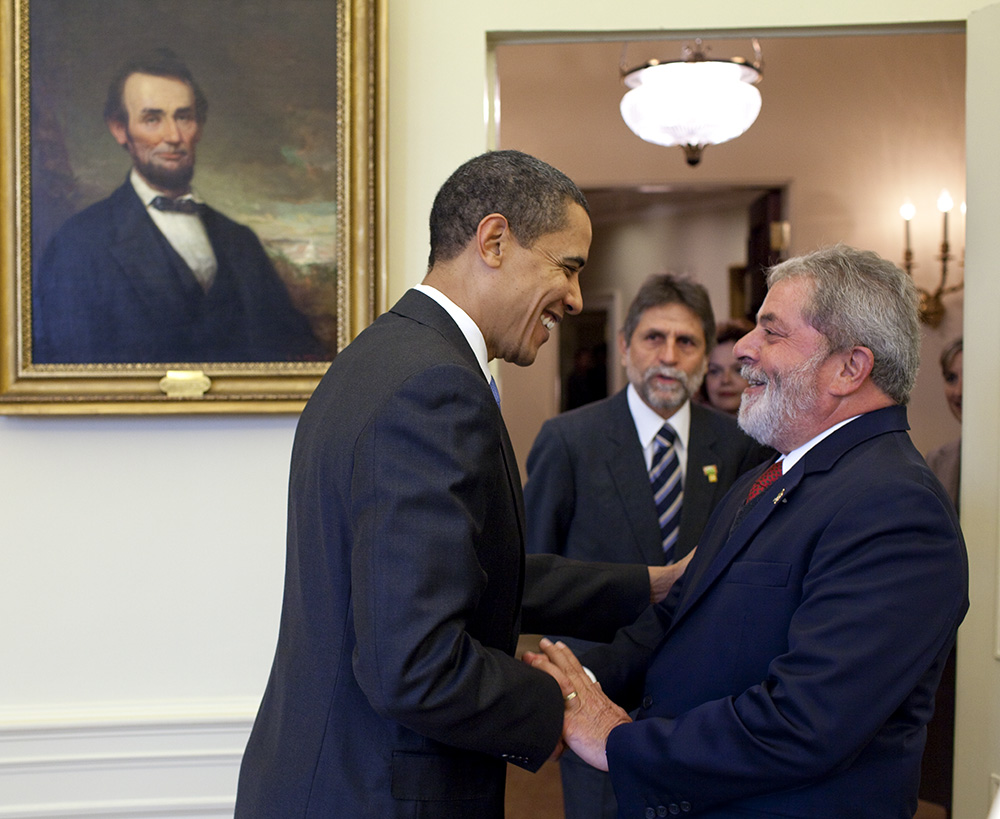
649 424 682 562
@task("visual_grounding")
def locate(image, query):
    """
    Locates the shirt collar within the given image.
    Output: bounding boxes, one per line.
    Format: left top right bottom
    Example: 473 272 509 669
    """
412 284 492 383
626 383 692 453
780 414 861 472
130 169 202 208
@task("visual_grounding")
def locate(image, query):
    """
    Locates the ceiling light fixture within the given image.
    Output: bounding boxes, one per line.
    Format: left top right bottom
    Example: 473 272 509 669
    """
620 39 763 167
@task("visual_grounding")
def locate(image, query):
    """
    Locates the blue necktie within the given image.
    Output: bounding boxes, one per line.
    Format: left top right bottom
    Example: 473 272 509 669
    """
649 424 682 562
489 376 500 407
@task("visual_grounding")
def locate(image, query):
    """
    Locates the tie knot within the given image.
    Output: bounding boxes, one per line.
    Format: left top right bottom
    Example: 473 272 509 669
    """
151 195 201 215
746 461 783 503
655 424 676 449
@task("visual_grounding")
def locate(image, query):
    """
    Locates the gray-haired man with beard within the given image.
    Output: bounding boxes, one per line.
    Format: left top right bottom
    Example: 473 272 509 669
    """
523 273 771 819
526 246 968 819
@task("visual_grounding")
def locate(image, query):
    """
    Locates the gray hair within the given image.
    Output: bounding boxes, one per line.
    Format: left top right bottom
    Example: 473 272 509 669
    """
767 244 921 404
622 273 717 352
427 150 589 269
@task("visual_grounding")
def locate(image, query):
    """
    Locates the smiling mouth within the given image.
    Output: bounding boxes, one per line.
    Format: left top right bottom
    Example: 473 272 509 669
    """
741 366 767 389
541 313 557 331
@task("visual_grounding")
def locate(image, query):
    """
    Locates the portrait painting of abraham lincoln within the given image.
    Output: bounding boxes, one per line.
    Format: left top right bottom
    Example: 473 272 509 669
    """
28 0 339 367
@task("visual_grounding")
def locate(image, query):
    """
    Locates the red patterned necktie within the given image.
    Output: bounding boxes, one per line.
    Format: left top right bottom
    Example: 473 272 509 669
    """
745 461 783 504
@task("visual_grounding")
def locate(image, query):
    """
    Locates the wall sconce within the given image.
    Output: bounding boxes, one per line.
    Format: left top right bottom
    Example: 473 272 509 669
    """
899 190 964 327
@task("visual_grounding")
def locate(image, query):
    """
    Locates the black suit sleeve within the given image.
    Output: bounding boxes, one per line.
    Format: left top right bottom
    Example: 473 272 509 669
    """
522 554 650 640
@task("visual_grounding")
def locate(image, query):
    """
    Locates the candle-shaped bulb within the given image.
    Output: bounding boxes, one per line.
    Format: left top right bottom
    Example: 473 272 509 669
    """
900 201 916 221
937 189 954 213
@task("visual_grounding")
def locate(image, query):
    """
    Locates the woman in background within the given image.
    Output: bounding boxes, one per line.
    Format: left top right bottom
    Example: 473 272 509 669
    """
700 318 754 415
926 337 962 510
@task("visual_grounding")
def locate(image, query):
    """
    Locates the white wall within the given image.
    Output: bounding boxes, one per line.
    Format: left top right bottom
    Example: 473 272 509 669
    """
0 417 289 815
2 1 997 817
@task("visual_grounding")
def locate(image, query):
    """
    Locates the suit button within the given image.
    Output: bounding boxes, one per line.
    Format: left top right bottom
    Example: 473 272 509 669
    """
642 695 654 709
645 809 656 819
669 804 681 815
680 802 691 812
657 806 668 817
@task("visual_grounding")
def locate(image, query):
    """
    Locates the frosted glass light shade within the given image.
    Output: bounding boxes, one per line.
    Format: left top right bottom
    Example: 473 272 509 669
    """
620 60 762 156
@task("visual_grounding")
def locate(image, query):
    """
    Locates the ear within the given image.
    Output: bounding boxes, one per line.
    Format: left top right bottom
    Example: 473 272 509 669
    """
108 119 129 148
829 345 875 396
617 330 629 367
475 213 510 270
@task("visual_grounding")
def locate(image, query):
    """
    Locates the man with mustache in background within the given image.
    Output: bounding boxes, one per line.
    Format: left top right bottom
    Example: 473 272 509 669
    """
523 273 770 818
527 245 968 819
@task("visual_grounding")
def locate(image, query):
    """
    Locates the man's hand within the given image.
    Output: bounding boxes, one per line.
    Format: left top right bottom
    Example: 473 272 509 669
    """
523 638 631 771
648 547 696 603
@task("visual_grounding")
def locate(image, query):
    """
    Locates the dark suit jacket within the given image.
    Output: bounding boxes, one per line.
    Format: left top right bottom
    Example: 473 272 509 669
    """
585 405 969 819
235 291 651 819
524 389 772 567
32 180 322 363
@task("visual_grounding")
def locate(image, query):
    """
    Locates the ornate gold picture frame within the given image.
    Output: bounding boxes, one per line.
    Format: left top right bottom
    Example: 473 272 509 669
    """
0 0 384 414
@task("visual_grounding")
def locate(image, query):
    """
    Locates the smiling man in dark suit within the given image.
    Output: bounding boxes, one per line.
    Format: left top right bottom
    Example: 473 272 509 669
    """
524 273 770 818
32 48 322 364
527 245 969 819
234 150 689 819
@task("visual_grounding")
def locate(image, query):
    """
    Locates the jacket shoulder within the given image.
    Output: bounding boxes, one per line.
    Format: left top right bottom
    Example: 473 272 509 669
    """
541 390 627 434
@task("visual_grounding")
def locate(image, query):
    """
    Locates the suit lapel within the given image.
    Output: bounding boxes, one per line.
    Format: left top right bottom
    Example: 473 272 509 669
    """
674 462 799 620
107 183 202 314
679 405 723 557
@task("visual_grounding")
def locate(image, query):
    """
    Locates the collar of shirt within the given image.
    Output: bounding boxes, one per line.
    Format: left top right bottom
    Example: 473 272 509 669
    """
626 383 692 475
130 169 203 210
412 284 492 385
779 414 862 473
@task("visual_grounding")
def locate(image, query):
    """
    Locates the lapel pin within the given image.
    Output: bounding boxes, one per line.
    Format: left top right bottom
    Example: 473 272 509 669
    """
703 465 718 483
773 488 786 504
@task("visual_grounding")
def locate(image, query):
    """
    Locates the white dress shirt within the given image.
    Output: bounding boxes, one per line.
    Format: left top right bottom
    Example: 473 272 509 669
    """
131 169 217 290
626 383 692 481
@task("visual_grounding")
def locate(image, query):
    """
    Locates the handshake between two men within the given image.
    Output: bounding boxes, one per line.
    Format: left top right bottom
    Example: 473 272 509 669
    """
524 637 632 772
523 547 697 772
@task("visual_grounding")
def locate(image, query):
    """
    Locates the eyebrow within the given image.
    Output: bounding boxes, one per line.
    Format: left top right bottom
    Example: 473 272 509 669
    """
138 105 196 117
